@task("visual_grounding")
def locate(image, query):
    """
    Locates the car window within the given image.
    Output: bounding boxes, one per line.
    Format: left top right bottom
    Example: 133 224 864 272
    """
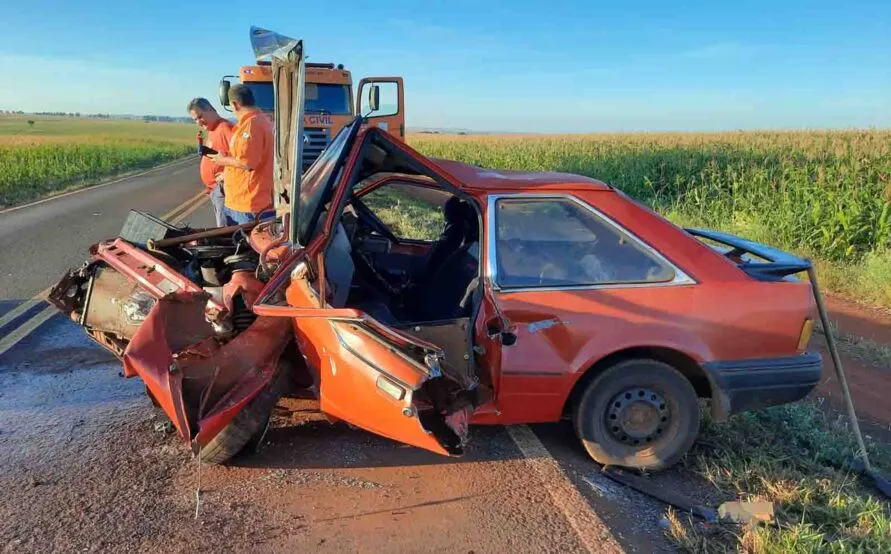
494 198 676 288
295 118 361 246
360 183 449 241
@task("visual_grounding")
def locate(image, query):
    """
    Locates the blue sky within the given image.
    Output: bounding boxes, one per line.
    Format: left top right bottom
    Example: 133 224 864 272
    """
1 0 889 132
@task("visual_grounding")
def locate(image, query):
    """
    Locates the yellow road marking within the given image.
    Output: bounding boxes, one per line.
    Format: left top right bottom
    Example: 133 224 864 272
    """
173 195 209 223
162 190 206 221
0 299 40 331
506 425 623 554
0 306 59 358
1 192 210 359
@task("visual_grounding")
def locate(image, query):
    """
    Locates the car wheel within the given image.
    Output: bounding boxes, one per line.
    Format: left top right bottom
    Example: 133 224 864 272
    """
197 360 290 465
574 359 700 470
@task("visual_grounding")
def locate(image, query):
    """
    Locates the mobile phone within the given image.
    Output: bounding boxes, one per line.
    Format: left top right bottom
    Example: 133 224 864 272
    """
199 145 219 157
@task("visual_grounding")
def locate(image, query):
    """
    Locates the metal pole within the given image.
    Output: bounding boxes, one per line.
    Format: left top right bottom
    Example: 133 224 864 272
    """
808 266 872 473
147 221 259 249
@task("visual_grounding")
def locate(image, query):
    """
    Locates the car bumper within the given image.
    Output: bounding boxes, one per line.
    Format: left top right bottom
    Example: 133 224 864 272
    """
704 352 822 419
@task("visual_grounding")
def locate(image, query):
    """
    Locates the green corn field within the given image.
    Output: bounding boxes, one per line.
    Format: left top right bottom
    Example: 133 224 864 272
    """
0 115 195 208
409 130 891 308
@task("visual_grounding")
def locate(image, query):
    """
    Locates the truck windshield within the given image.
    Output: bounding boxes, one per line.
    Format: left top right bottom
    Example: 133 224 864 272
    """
243 82 351 115
295 117 362 245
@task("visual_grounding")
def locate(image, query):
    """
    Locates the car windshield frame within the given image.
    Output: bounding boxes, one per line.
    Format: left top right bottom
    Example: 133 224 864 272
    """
243 81 351 115
294 116 363 246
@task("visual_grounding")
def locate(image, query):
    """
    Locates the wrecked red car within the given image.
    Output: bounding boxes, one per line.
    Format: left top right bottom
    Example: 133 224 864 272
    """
50 30 822 470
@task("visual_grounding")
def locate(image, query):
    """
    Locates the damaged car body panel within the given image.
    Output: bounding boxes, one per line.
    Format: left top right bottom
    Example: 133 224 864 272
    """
48 223 295 450
44 34 308 457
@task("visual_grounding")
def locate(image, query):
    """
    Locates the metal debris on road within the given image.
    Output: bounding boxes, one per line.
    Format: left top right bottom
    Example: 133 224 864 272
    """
600 466 718 523
153 421 174 434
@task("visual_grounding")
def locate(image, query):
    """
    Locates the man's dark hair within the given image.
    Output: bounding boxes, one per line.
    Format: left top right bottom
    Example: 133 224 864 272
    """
228 84 256 107
187 97 215 113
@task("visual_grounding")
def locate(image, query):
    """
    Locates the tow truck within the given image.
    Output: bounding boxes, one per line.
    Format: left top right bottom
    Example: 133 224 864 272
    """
218 26 405 171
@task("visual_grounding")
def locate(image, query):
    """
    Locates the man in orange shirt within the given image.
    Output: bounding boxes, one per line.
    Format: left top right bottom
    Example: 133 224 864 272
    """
207 85 275 226
187 97 234 227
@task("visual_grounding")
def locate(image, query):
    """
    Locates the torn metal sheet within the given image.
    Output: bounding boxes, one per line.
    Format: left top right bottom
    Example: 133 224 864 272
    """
122 291 293 447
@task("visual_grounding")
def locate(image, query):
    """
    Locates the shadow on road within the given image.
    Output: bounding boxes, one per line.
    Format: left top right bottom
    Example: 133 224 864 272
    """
229 409 526 471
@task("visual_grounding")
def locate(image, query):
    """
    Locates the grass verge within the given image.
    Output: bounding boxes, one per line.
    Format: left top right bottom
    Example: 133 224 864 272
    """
667 401 891 552
0 143 194 208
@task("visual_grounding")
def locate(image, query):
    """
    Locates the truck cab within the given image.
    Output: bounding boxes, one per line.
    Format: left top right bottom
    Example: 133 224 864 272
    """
220 61 404 171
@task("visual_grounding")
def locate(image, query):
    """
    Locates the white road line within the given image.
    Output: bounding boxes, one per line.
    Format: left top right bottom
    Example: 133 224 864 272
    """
0 306 58 357
507 425 624 554
0 156 198 216
0 192 209 359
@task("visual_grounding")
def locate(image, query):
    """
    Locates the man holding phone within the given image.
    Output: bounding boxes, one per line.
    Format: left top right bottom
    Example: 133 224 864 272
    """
188 98 234 227
206 85 275 226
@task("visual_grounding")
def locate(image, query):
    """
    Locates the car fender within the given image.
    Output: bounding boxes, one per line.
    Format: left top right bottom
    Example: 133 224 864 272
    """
565 322 717 404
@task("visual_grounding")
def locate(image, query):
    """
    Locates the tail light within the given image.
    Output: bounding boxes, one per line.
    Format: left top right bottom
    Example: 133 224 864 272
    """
797 318 815 350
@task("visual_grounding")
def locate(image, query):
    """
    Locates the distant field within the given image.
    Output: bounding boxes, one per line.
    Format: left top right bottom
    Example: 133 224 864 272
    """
409 130 891 309
0 115 196 208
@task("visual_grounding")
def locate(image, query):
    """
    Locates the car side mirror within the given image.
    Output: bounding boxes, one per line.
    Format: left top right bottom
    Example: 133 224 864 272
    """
368 84 380 113
219 79 231 107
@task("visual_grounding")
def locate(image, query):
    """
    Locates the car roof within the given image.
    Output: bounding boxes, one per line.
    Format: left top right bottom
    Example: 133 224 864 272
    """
429 158 613 192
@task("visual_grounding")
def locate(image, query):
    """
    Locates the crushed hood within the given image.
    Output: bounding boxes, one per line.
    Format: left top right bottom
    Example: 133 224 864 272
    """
250 26 304 231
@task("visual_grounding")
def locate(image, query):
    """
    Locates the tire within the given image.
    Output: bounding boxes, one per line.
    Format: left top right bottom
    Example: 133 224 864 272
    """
197 360 290 465
573 359 700 471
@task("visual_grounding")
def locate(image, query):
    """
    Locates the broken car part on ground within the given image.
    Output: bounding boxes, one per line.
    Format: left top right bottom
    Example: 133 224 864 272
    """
49 27 824 471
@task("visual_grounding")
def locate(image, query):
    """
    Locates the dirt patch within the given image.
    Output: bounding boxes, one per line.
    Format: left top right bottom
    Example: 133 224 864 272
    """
824 294 891 345
803 294 891 428
811 344 891 428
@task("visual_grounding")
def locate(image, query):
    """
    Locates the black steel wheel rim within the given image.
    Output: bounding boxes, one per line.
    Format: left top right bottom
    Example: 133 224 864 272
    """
605 387 670 446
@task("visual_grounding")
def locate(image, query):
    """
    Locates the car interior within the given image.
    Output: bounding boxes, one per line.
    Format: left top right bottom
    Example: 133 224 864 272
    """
313 129 485 388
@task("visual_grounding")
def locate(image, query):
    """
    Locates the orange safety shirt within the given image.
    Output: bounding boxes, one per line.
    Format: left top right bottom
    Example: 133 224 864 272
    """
223 110 274 213
198 119 234 192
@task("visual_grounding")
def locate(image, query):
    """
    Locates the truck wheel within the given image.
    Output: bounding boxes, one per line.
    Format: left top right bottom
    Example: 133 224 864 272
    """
573 359 700 471
197 360 290 465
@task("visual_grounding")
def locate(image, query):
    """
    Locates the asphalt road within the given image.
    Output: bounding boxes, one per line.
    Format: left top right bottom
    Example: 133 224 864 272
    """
0 161 680 553
0 156 214 300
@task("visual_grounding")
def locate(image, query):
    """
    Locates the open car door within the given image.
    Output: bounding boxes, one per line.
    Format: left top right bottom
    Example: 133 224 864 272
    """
357 77 405 140
257 267 476 456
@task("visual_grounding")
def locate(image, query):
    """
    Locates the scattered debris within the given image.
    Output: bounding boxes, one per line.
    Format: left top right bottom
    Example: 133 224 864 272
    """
717 500 775 525
582 471 628 500
153 421 173 434
600 466 718 523
261 468 382 489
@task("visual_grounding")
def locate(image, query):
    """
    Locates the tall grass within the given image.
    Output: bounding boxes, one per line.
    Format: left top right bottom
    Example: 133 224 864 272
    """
0 115 196 207
667 401 891 553
410 130 891 308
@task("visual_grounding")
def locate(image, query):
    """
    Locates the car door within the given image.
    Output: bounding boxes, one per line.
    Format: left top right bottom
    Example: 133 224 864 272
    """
356 77 405 140
285 265 474 455
253 253 485 456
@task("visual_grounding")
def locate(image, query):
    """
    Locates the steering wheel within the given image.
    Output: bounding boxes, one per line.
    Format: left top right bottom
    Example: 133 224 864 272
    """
351 197 400 243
